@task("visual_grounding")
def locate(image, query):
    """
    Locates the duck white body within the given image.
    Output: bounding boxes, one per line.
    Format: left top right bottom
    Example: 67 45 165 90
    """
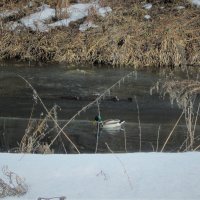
100 119 125 130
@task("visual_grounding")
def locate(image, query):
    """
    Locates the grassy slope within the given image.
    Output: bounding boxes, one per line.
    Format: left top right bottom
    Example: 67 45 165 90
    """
0 0 200 68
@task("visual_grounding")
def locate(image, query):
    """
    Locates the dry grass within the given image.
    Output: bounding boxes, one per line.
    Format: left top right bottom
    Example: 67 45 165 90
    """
0 0 200 67
153 78 200 151
18 75 80 153
155 79 200 108
0 166 28 198
19 105 58 154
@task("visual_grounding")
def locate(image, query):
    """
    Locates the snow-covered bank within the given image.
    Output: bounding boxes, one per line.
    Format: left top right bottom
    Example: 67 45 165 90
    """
1 1 200 66
1 152 200 199
0 1 112 32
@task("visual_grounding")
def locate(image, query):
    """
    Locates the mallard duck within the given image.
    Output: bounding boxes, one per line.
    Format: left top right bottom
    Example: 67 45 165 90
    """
95 115 125 130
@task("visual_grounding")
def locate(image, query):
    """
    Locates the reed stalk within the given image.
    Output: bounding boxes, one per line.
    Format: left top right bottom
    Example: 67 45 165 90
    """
161 111 184 152
18 75 80 153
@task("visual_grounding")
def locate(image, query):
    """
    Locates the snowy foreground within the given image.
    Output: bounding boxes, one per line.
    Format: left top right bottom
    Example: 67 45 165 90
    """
1 153 200 200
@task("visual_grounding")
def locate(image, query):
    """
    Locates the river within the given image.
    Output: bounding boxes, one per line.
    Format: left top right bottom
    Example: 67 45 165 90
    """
0 62 196 153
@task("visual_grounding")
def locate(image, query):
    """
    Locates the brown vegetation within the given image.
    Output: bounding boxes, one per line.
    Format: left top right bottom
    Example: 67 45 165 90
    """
0 166 28 198
152 78 200 151
0 0 200 68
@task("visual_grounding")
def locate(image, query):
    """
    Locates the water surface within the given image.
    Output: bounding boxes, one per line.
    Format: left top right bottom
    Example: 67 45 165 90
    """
0 62 195 153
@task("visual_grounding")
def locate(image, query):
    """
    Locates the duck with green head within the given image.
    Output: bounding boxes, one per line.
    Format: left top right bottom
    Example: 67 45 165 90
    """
95 115 125 130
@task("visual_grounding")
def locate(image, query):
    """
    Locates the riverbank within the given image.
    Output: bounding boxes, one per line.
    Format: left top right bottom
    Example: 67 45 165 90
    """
0 0 200 68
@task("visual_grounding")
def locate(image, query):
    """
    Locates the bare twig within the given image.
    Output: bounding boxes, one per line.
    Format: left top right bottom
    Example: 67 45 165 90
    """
191 101 200 145
134 96 142 152
194 143 200 151
105 142 133 190
122 128 127 153
156 125 161 152
95 101 101 153
161 111 184 152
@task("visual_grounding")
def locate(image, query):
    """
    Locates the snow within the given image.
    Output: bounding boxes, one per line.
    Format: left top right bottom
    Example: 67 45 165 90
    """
48 3 95 29
1 152 200 199
49 3 111 30
1 1 112 32
143 3 153 10
20 4 55 32
192 0 200 7
144 15 151 20
98 6 112 17
79 21 98 32
7 21 22 31
176 6 185 10
0 9 19 19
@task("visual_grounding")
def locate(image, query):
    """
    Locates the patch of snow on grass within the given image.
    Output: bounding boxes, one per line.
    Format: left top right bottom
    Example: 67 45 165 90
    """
68 3 95 20
79 21 98 32
7 21 23 31
3 2 112 32
49 3 111 30
0 9 19 19
191 0 200 7
144 15 151 20
176 6 185 10
143 3 153 10
49 3 94 28
20 4 55 32
4 1 111 32
98 6 112 17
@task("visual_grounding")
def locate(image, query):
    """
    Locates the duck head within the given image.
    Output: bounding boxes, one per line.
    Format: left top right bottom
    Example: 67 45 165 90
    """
95 115 102 122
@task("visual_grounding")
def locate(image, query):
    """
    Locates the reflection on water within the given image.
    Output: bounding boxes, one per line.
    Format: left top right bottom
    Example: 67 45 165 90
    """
0 62 199 153
102 128 123 135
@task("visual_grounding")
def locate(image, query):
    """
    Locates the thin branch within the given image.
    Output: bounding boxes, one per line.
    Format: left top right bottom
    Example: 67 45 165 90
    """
122 128 127 153
192 101 200 145
105 143 133 190
134 96 142 152
161 111 184 152
156 125 161 152
194 143 200 151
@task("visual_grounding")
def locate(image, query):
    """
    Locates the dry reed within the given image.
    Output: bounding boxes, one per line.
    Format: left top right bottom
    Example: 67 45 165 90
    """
0 166 28 198
19 105 57 154
153 79 200 151
105 142 133 190
18 75 80 153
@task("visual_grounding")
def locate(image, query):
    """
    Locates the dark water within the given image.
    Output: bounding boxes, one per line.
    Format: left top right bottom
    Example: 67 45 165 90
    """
0 62 197 153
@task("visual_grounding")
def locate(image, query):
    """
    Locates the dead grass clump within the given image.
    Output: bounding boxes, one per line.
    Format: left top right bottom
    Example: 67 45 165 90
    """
78 3 200 68
0 166 28 198
155 79 200 108
55 0 70 20
153 79 200 151
86 5 99 22
19 105 59 154
0 30 57 61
